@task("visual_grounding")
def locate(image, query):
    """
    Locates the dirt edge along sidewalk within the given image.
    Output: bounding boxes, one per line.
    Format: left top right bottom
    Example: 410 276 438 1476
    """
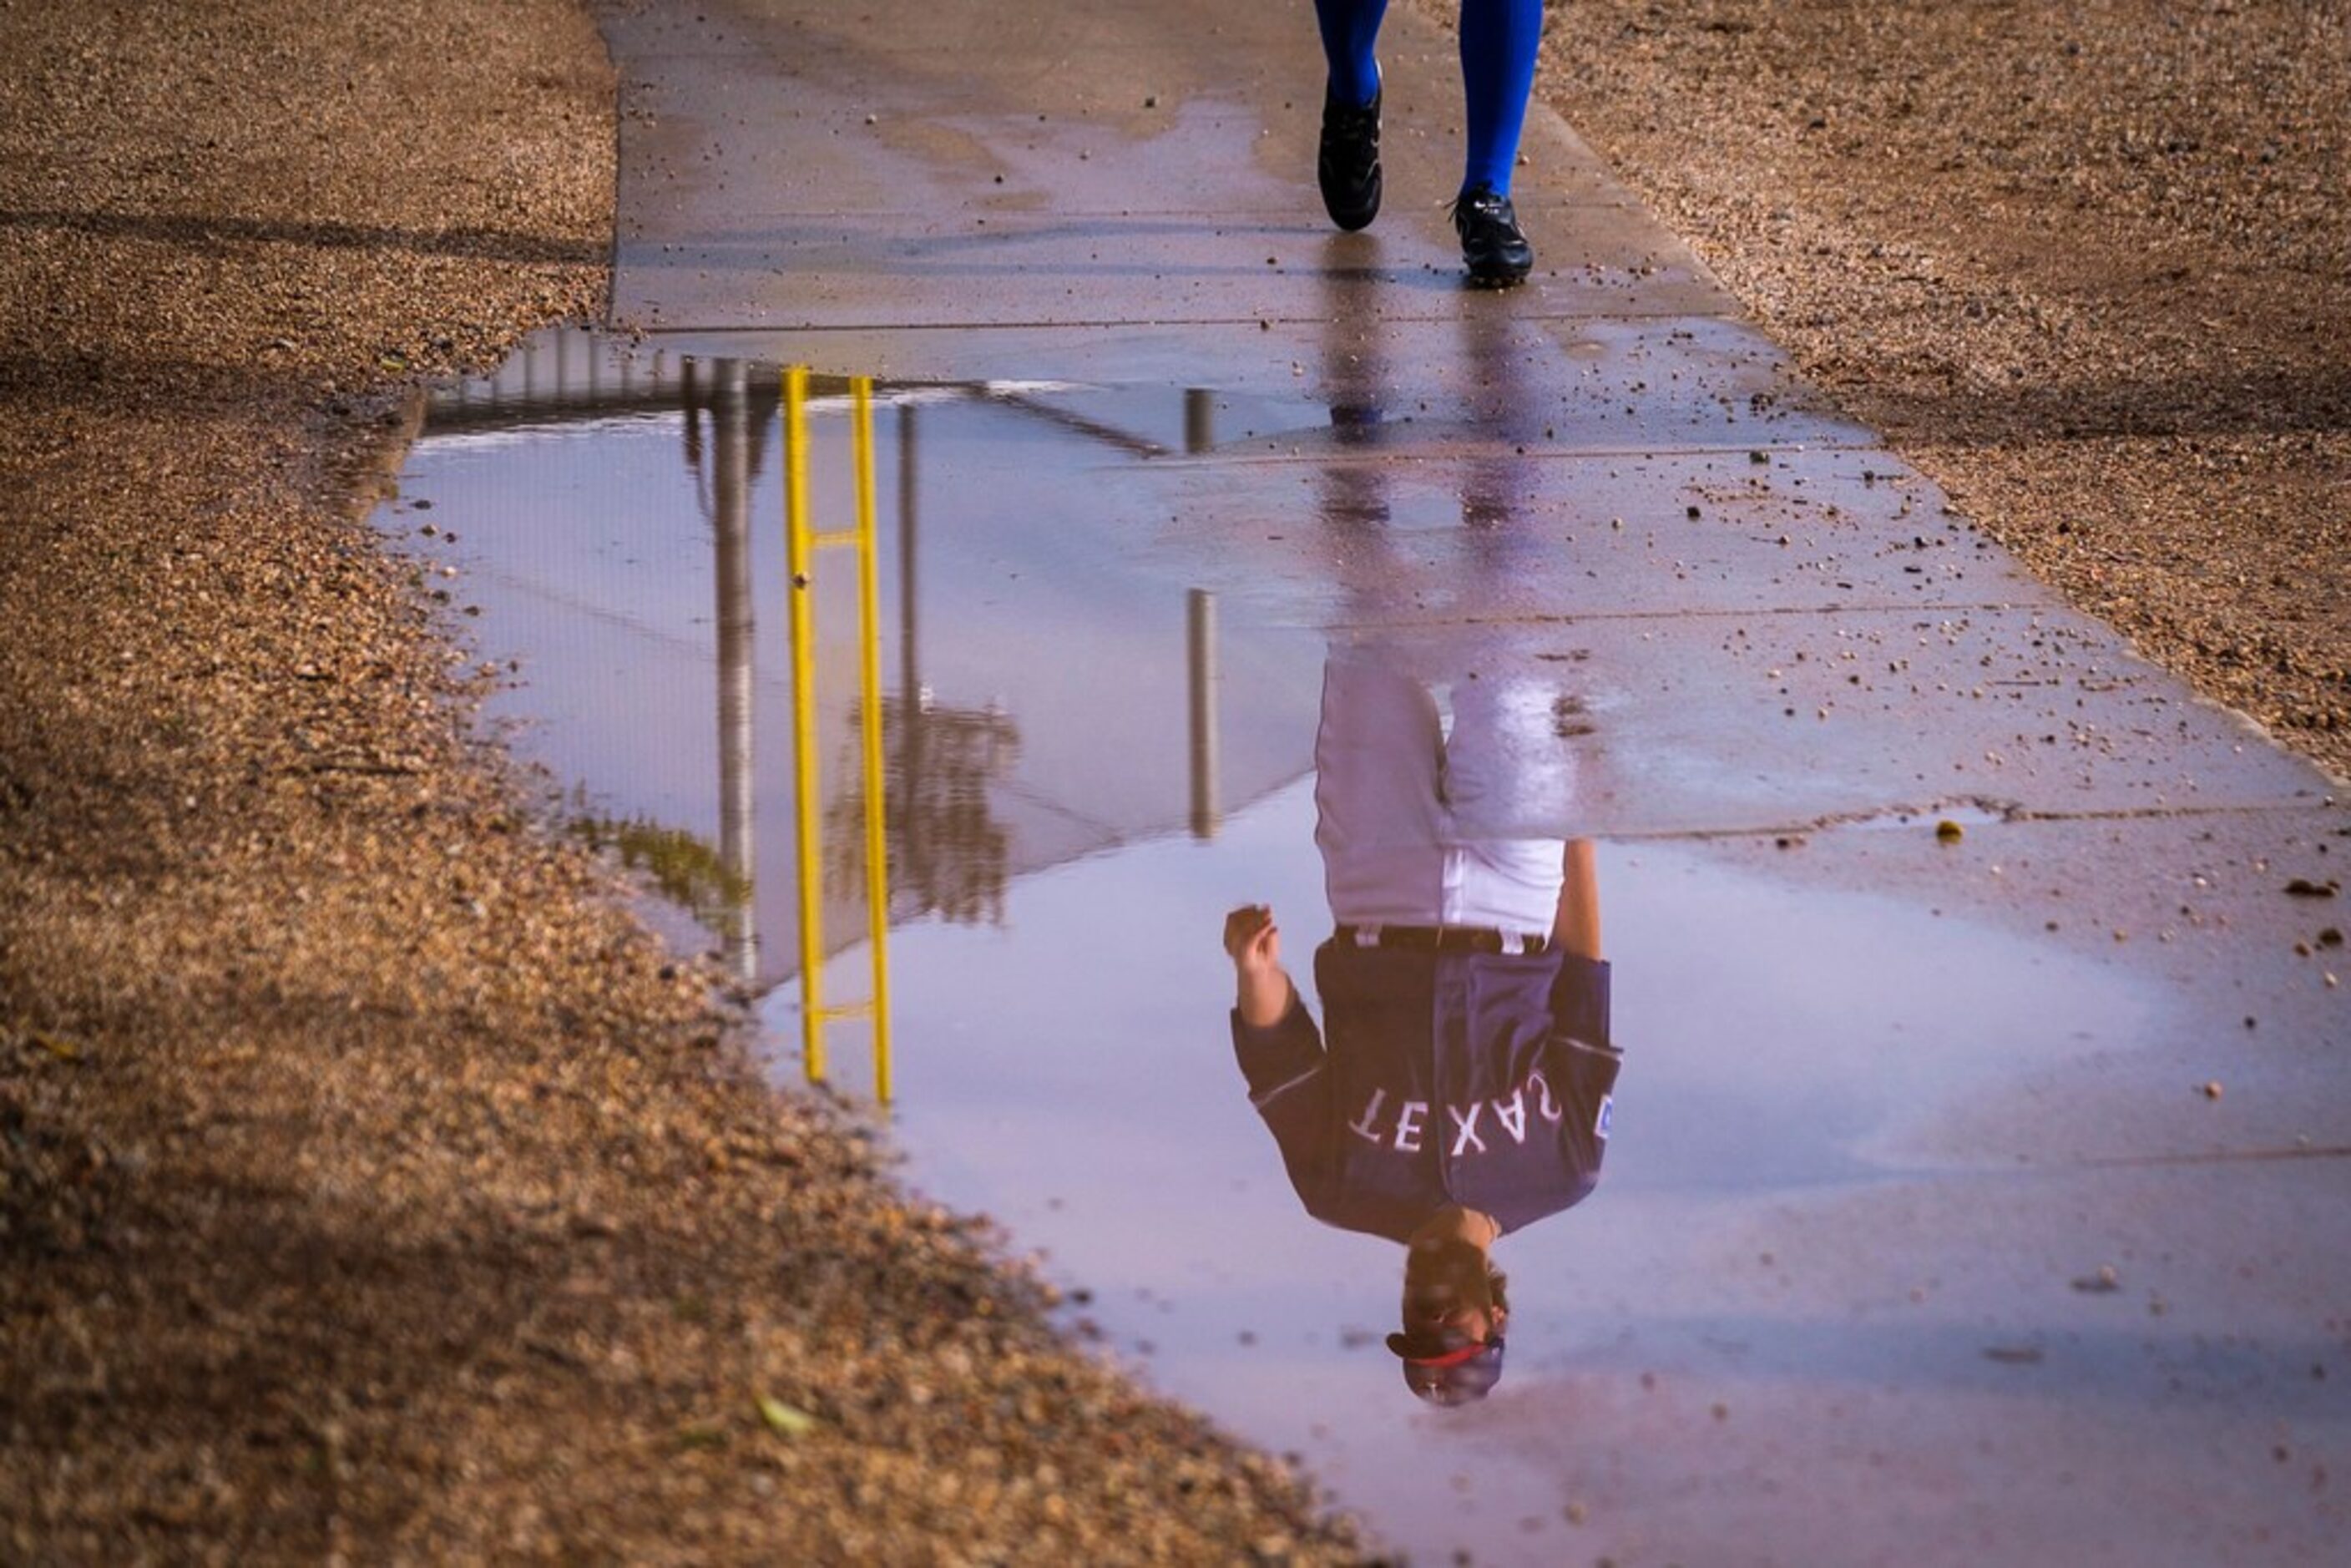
0 3 1359 1560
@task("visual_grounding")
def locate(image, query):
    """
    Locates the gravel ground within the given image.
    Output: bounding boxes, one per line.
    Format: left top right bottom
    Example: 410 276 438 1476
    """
1521 0 2350 779
0 3 1356 1561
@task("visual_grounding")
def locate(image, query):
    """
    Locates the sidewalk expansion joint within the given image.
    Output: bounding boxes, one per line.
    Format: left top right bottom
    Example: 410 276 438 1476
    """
1611 797 2325 844
1327 600 2051 632
2070 1145 2351 1170
1155 440 1883 469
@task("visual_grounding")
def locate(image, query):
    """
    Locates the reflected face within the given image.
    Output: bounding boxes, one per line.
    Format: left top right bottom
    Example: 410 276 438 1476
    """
1400 1236 1504 1346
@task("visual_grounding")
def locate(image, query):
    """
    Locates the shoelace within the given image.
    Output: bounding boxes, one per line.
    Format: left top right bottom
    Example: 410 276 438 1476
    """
1322 101 1379 144
1449 189 1512 225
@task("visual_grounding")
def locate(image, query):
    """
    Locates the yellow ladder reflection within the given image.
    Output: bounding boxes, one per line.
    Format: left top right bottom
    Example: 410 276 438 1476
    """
783 367 894 1102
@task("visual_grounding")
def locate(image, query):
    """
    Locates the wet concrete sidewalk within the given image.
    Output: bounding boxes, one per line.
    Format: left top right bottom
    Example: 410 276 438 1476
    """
404 1 2348 1560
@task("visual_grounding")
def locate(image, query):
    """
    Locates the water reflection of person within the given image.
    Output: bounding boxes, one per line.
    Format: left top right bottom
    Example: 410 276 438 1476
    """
1223 650 1618 1404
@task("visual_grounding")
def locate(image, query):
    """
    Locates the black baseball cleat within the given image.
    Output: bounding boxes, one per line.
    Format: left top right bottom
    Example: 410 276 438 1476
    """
1317 85 1383 232
1451 185 1534 287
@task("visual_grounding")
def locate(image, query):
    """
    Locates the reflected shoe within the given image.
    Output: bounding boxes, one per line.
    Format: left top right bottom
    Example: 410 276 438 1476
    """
1317 86 1382 231
1451 185 1533 287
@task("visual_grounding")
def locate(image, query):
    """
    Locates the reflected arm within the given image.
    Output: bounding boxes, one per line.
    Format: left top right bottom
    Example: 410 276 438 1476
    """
1545 841 1618 1176
1224 903 1324 1101
1550 837 1602 961
1236 964 1296 1029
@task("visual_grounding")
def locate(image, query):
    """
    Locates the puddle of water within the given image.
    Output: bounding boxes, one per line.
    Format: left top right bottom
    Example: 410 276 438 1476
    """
386 327 2172 1565
396 335 1332 994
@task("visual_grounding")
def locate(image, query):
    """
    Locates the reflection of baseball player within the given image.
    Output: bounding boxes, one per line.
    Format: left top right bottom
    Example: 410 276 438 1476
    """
1226 650 1618 1403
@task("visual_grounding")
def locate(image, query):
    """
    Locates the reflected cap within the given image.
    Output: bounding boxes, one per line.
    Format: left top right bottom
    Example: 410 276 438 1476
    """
1384 1332 1505 1405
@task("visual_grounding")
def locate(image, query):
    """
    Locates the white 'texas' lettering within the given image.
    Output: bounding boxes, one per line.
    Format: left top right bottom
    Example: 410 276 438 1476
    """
1529 1070 1565 1123
1492 1090 1528 1145
1449 1102 1488 1156
1346 1075 1563 1156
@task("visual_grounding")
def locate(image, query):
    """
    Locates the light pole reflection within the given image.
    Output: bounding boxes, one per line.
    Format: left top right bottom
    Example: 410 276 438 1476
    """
710 359 759 984
1189 588 1219 840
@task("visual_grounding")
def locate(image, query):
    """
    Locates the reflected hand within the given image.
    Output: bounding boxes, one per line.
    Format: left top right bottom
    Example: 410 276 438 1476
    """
1224 904 1292 1028
1223 903 1282 974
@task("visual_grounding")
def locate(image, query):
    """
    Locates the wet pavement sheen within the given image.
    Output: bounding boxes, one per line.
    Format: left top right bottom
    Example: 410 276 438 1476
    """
379 1 2351 1560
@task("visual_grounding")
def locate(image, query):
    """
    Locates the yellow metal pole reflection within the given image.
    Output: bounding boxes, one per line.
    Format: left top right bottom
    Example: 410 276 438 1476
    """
851 380 895 1103
782 367 896 1102
784 367 825 1083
